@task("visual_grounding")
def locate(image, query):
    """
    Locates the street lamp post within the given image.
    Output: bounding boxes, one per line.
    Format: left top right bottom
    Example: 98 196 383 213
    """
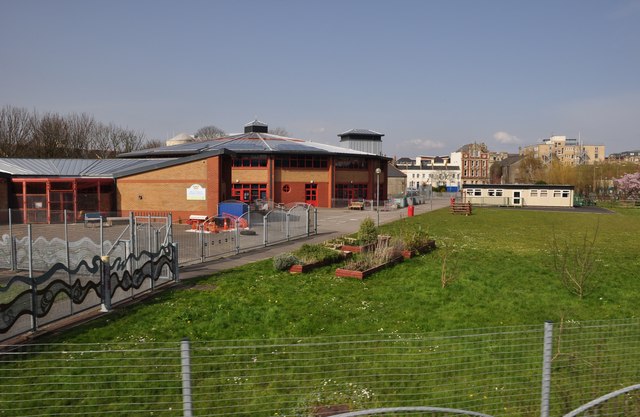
375 168 381 227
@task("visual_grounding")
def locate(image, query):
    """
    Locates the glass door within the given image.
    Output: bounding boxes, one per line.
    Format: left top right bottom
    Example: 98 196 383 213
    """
305 183 318 206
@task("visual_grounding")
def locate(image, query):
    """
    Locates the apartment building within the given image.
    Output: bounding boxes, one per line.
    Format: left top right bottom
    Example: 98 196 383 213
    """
521 135 605 165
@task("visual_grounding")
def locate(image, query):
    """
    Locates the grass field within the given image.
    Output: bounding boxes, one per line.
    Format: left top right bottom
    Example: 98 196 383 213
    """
53 206 640 343
1 206 639 417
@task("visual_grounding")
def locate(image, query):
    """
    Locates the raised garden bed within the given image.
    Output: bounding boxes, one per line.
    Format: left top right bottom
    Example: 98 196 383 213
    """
401 239 437 259
289 252 351 274
339 243 375 253
335 256 403 280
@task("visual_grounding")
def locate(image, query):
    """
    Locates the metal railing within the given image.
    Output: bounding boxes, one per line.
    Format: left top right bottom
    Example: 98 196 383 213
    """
0 244 178 342
0 319 637 416
0 206 318 268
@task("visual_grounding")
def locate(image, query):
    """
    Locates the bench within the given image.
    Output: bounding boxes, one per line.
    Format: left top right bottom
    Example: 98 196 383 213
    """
348 200 365 210
450 203 472 216
186 214 208 230
84 212 105 227
106 216 129 226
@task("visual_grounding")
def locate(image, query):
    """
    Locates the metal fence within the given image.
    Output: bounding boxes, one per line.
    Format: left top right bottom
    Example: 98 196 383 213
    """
0 243 178 342
0 319 638 417
0 206 318 269
175 204 317 265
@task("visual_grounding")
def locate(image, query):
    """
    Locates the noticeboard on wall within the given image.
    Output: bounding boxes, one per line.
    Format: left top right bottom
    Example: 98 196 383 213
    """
186 184 206 200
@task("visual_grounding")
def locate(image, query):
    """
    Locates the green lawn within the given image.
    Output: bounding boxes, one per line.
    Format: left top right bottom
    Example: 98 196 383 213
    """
2 206 639 417
54 206 640 343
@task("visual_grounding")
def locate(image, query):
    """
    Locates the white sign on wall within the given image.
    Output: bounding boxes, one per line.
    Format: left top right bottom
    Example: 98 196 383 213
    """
186 184 206 200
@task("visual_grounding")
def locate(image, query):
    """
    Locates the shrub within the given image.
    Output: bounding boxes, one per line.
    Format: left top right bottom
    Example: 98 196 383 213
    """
357 217 378 246
399 225 432 252
342 237 401 271
273 253 300 271
293 244 343 265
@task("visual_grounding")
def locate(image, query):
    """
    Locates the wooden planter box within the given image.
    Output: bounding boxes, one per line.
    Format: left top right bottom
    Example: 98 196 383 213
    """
339 243 375 253
335 256 403 280
289 252 351 274
290 260 328 273
401 240 437 259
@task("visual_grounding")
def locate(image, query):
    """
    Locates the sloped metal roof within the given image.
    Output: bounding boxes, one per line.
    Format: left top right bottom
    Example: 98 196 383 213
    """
338 128 384 137
0 158 176 177
119 132 384 158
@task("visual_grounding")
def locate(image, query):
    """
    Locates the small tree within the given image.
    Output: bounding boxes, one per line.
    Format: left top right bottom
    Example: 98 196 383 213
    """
614 172 640 200
551 223 600 299
438 238 458 288
357 217 377 246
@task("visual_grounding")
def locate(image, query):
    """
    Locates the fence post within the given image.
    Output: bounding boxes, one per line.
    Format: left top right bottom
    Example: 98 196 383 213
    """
100 217 104 257
286 211 290 241
100 255 112 312
314 208 318 235
306 207 310 237
28 224 37 332
9 209 16 270
173 243 180 283
64 210 73 315
235 219 240 254
540 321 553 417
200 223 205 263
181 338 194 417
147 214 152 253
263 214 268 247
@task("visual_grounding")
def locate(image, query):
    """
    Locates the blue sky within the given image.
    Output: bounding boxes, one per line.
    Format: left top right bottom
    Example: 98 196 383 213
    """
2 0 639 157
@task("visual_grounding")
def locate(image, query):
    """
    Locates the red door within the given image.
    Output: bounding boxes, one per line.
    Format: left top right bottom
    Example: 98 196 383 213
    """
305 183 318 206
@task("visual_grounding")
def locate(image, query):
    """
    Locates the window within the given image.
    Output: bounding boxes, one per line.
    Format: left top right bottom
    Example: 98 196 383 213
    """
553 190 562 197
335 158 367 169
465 189 481 196
275 155 328 168
232 183 267 202
232 155 267 167
335 183 367 199
488 189 503 197
562 190 569 198
540 190 548 197
530 190 538 197
282 185 290 193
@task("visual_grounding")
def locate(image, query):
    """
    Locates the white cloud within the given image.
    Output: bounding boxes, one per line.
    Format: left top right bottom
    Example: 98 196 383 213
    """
493 131 522 144
406 138 445 150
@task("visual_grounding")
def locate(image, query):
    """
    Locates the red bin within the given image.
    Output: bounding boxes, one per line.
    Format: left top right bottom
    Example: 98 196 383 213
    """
407 205 415 217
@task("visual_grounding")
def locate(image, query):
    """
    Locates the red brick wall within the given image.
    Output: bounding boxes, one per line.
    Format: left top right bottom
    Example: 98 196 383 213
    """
116 156 232 223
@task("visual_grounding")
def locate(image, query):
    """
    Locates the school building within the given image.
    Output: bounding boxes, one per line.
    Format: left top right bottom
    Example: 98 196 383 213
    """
0 121 390 223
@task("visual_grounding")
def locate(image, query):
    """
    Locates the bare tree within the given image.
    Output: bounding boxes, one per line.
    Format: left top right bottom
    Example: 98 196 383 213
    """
66 113 96 157
438 238 459 288
269 126 290 136
194 125 226 140
140 139 165 149
30 112 71 158
551 223 600 299
0 106 34 157
516 153 544 183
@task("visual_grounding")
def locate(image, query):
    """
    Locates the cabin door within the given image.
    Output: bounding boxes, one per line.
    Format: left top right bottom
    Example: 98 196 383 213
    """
513 191 522 206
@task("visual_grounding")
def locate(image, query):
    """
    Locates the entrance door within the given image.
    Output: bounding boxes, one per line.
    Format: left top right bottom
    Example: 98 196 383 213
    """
513 191 522 206
305 183 318 206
